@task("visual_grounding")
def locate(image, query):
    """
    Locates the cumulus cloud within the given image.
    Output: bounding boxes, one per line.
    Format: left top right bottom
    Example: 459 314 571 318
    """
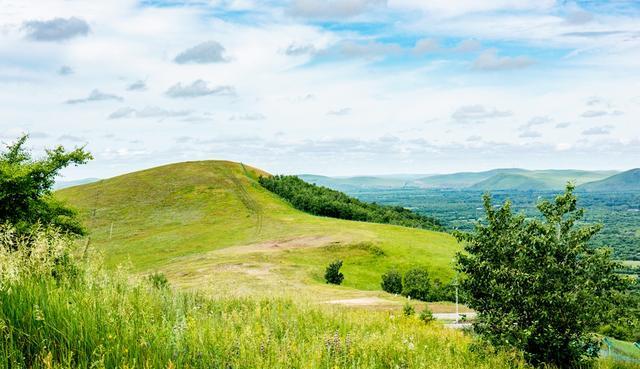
57 65 73 76
327 107 351 116
127 80 147 91
453 39 481 53
165 80 235 98
284 43 316 56
519 115 551 131
555 122 571 128
65 89 123 104
174 41 229 64
318 40 402 60
108 106 191 120
582 125 613 135
451 105 512 124
22 17 90 41
290 0 386 19
473 49 534 71
413 38 439 54
581 110 623 118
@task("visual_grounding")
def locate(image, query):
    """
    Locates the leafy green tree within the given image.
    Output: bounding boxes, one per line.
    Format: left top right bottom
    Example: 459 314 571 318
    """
402 267 430 301
0 135 92 236
456 185 625 368
324 260 344 285
381 269 403 294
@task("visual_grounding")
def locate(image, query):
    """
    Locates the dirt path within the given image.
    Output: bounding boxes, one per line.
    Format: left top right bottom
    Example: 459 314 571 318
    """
223 168 263 235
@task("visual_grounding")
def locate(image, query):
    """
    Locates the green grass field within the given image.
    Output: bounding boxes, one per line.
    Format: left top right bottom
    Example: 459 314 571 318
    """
56 161 461 307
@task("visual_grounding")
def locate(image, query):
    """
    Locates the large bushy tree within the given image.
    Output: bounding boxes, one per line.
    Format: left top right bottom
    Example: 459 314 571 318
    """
0 135 92 236
456 185 625 368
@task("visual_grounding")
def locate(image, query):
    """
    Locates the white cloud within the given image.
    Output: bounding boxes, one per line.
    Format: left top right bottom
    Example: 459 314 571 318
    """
174 41 229 64
582 125 613 135
22 17 90 41
65 89 123 104
109 106 191 120
165 80 236 98
473 49 535 71
452 105 512 124
290 0 386 19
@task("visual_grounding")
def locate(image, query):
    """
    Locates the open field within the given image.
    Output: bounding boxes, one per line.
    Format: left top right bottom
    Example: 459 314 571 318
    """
57 161 461 307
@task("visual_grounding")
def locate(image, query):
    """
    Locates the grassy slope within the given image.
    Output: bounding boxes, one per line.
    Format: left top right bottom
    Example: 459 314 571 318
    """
57 161 460 303
579 169 640 192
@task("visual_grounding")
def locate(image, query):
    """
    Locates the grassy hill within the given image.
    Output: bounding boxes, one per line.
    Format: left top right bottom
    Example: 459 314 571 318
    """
579 168 640 192
56 161 460 305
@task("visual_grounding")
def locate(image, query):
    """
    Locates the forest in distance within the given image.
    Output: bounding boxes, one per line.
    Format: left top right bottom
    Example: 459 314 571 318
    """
334 188 640 261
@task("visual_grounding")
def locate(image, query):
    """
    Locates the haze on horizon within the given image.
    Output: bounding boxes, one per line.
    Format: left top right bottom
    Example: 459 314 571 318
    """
1 0 639 180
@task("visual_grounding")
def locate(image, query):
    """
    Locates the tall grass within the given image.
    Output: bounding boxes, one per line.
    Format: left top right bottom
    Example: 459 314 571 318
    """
0 226 634 369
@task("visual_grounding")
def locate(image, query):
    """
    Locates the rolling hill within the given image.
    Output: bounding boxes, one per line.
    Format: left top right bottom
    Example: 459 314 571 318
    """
56 161 460 306
578 168 640 192
301 169 619 191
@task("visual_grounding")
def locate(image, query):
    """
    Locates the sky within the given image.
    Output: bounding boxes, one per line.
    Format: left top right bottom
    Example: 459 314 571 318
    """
1 0 639 179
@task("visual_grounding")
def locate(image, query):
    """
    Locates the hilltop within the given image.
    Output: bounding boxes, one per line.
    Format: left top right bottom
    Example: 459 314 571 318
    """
578 168 640 192
56 161 460 306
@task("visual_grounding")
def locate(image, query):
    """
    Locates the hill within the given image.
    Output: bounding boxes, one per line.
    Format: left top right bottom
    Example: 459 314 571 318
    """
578 168 640 192
56 161 460 305
469 173 554 191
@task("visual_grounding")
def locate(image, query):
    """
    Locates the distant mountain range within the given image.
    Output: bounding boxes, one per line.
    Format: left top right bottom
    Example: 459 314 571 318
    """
578 168 640 192
300 168 639 192
53 178 101 190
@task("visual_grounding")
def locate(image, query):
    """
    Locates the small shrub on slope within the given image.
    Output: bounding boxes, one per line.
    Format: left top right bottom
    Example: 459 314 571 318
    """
324 259 344 285
381 269 403 294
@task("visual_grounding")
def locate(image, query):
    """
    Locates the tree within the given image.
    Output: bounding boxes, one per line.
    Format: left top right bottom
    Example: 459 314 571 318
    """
456 185 625 368
381 269 403 294
324 260 344 285
402 267 430 301
0 135 92 236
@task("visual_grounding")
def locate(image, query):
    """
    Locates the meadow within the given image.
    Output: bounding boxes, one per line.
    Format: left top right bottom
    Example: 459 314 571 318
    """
55 161 461 304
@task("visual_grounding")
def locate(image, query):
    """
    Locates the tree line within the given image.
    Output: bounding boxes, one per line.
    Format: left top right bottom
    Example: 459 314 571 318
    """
258 175 443 231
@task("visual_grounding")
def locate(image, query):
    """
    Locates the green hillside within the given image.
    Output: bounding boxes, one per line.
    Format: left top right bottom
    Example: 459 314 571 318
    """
56 161 460 305
579 168 640 192
469 173 554 191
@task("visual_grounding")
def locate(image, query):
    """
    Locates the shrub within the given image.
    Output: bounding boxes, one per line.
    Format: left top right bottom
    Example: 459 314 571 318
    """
148 272 170 289
402 301 415 317
380 269 403 294
402 267 431 301
324 260 344 285
419 308 435 323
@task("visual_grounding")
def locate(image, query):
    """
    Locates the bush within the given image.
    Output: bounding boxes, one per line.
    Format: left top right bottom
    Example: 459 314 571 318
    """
419 308 435 324
148 272 170 289
402 267 431 301
324 260 344 285
402 301 415 316
380 269 403 294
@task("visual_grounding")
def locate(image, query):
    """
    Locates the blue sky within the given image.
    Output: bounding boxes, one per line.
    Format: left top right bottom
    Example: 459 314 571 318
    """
1 0 639 179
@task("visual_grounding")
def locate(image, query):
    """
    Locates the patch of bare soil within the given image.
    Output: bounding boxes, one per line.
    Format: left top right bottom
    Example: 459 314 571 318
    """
216 235 337 255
